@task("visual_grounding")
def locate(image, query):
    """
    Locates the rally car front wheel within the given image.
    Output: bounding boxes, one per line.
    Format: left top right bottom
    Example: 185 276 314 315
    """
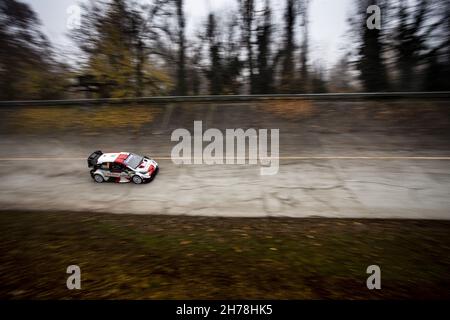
132 175 143 184
93 174 104 183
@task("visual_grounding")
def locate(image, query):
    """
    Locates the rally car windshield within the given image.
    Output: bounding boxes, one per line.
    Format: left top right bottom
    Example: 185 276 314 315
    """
124 153 144 169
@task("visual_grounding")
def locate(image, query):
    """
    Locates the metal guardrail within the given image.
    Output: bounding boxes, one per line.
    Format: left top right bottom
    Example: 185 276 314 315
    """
0 92 449 107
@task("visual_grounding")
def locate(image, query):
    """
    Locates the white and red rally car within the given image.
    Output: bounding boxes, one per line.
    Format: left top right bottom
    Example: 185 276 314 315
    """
87 150 159 184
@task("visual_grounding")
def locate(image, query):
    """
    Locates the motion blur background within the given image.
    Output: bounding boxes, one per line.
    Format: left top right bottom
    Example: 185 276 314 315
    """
0 0 450 300
1 0 449 100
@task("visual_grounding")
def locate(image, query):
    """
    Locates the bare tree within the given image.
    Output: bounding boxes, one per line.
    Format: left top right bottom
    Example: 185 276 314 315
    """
239 0 256 93
298 0 309 92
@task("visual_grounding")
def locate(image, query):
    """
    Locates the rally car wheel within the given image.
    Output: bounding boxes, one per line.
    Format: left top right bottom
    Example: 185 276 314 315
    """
132 175 143 184
93 174 104 183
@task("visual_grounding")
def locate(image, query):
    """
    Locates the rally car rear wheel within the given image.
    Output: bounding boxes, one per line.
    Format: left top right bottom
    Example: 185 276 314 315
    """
132 175 143 184
93 174 104 183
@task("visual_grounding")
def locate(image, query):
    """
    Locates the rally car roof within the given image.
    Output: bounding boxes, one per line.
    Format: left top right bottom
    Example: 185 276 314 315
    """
97 152 130 164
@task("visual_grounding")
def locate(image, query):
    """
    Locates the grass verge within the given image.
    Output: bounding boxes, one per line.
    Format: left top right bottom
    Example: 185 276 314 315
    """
0 211 449 299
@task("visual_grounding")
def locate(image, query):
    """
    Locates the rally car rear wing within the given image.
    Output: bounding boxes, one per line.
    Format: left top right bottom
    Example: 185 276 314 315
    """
87 150 103 168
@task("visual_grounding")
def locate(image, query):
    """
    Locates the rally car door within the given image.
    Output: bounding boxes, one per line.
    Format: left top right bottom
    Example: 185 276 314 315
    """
107 163 123 178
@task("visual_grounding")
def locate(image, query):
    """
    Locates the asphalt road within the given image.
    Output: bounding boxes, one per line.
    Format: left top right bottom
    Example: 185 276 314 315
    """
0 100 449 219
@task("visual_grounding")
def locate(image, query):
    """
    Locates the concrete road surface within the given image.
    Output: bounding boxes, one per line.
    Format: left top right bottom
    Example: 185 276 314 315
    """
0 100 449 219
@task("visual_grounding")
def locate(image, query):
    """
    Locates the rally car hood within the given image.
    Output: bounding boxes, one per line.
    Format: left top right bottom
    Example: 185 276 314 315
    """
135 158 157 173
